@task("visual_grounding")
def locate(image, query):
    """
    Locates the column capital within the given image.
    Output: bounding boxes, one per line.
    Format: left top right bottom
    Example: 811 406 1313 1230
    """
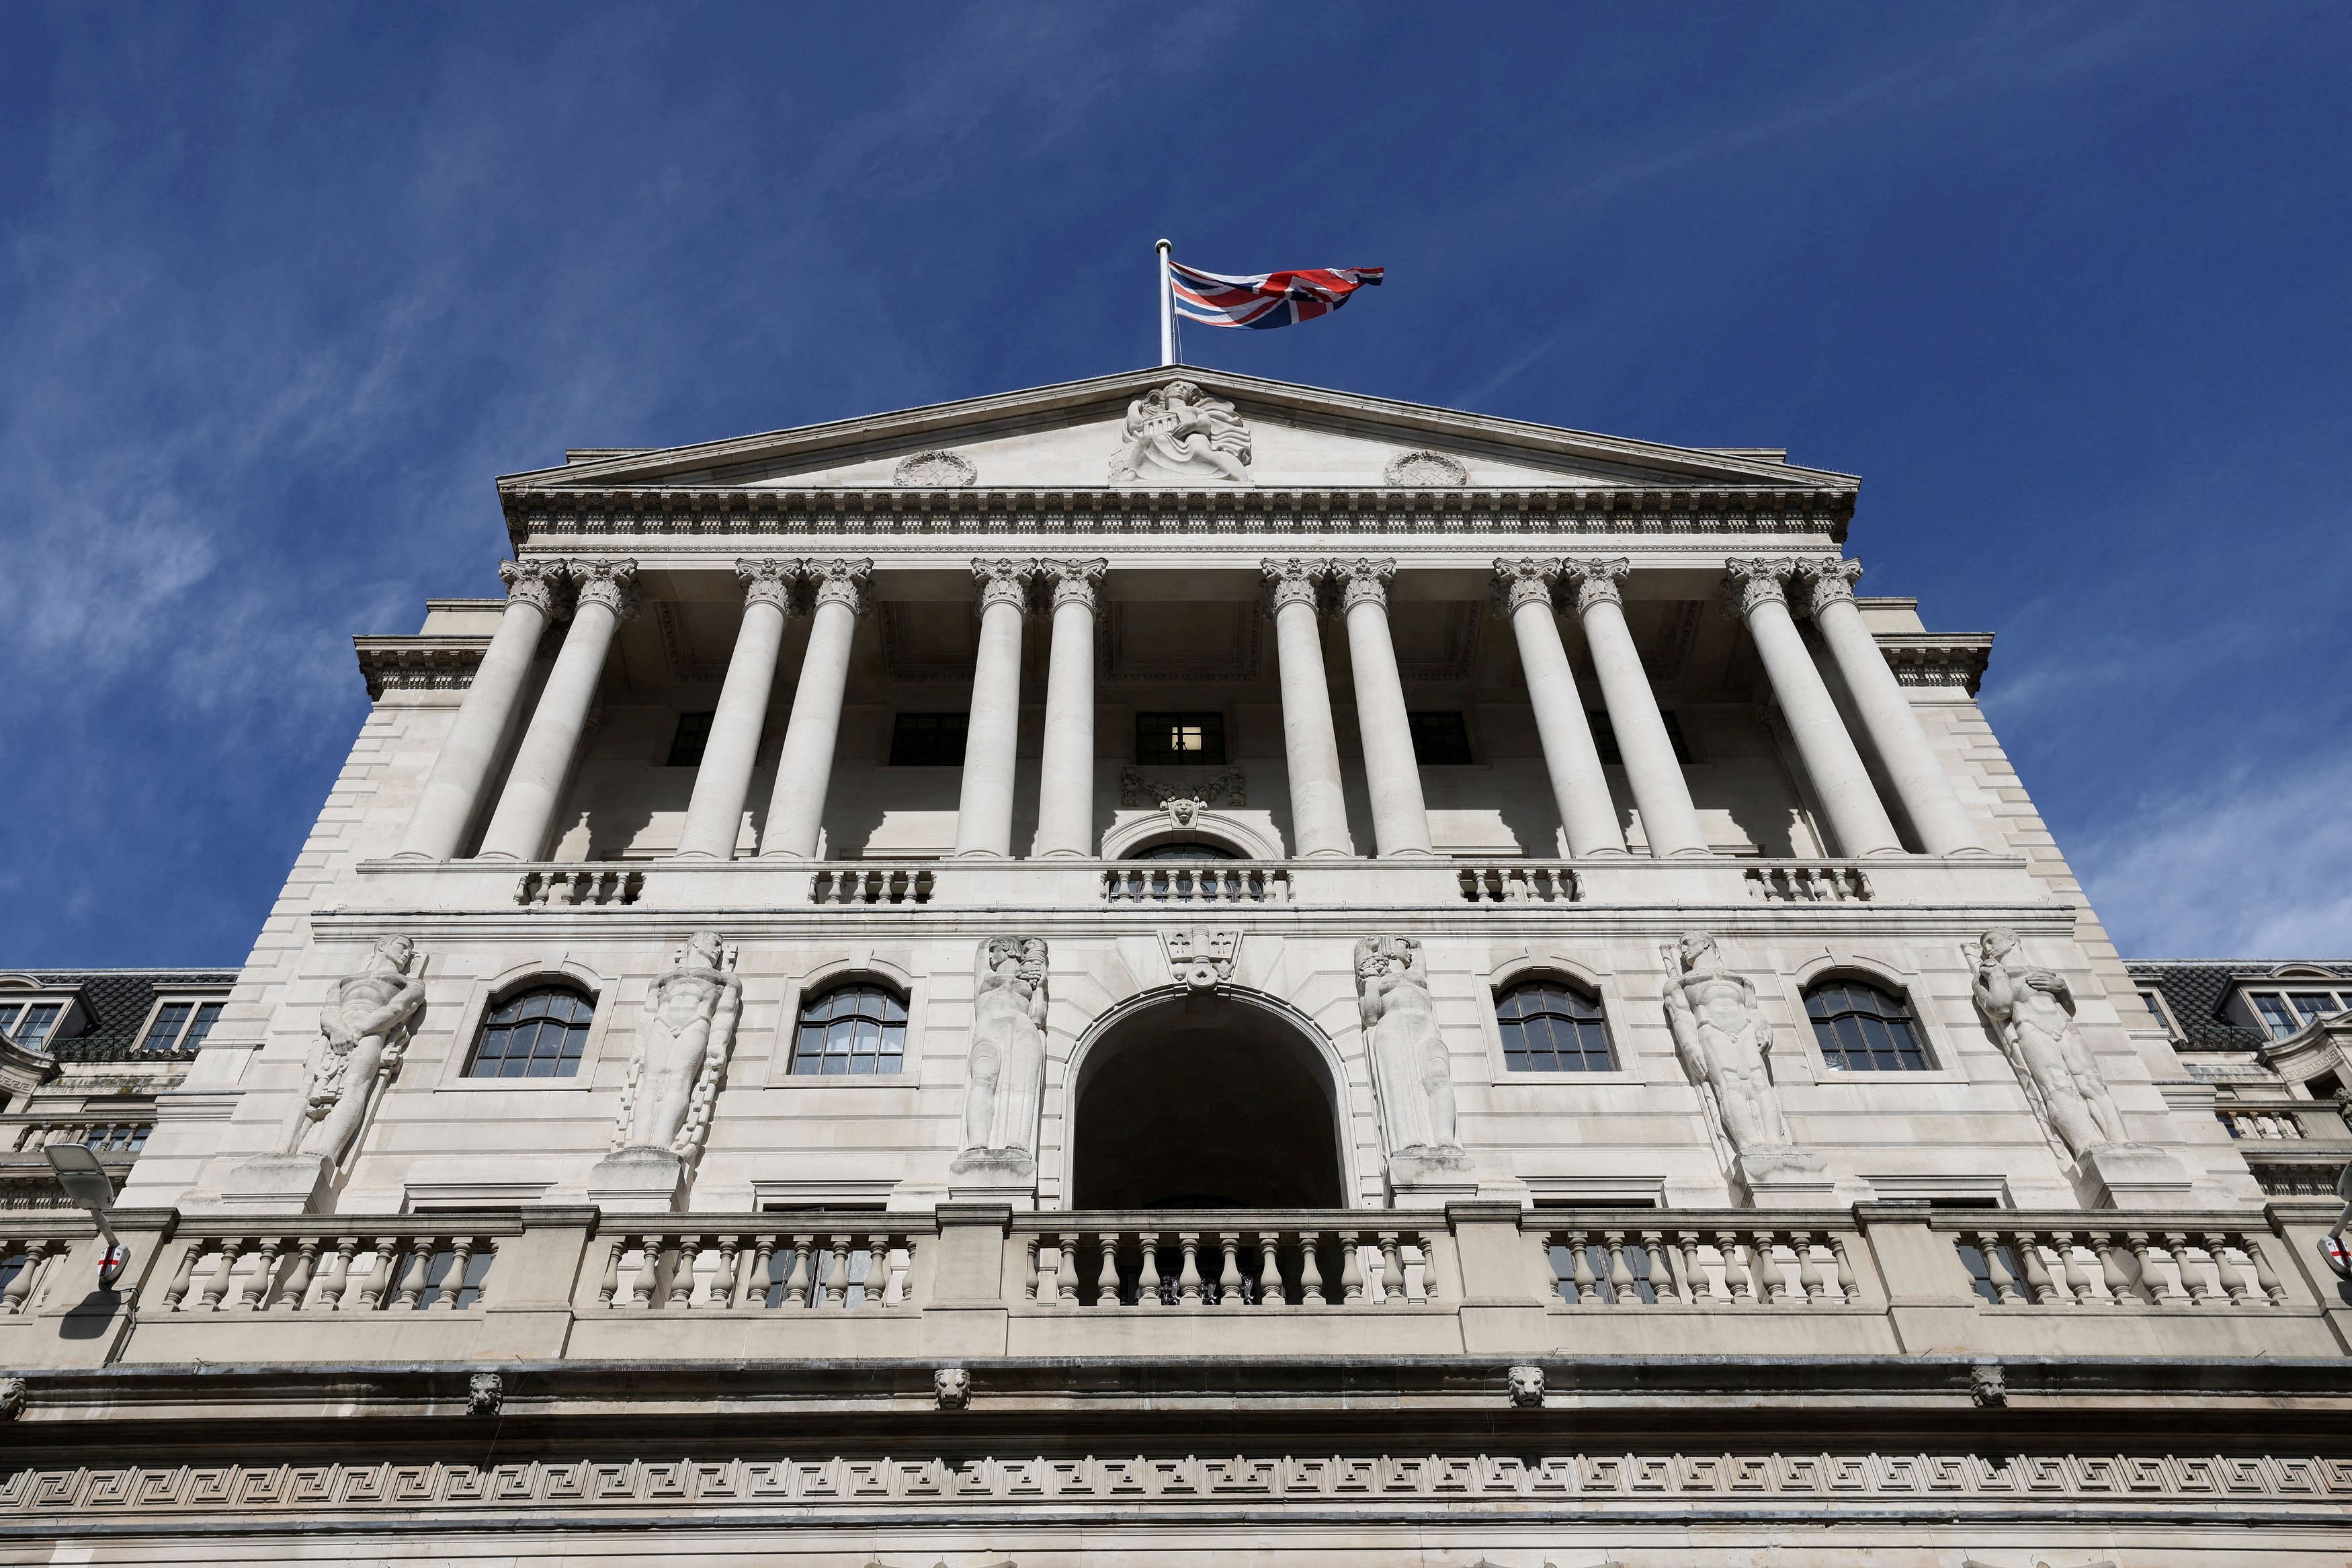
805 557 874 616
568 558 640 621
1720 557 1798 619
734 557 802 614
497 558 569 619
1260 558 1327 612
1563 556 1632 613
1490 557 1563 615
1333 558 1396 612
1798 556 1865 616
972 558 1040 612
1040 558 1108 612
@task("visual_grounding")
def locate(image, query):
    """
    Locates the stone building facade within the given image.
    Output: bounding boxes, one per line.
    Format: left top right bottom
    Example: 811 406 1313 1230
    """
1 369 2344 1565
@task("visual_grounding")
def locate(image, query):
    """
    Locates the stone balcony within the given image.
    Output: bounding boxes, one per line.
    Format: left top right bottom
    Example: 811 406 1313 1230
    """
5 1199 2347 1373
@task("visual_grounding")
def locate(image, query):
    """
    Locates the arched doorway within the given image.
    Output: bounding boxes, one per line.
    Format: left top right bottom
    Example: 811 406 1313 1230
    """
1068 990 1348 1209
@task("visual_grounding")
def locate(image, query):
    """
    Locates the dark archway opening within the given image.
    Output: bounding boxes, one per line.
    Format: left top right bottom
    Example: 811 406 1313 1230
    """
1070 993 1347 1209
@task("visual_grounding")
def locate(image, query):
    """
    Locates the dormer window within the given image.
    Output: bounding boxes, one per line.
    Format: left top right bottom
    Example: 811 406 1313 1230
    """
138 1000 226 1053
2248 988 2352 1039
0 1001 65 1051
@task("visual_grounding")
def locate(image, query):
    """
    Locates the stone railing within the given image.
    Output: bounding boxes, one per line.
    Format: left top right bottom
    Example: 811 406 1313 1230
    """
1102 863 1294 905
809 866 934 906
1744 862 1872 902
1456 864 1579 905
2221 1106 2308 1140
2 1201 2343 1369
514 867 642 907
3 1116 151 1155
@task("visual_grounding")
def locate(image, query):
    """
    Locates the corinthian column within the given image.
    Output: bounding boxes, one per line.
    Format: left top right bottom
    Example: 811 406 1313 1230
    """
953 559 1036 858
478 559 638 861
1563 558 1709 858
759 559 870 859
1261 560 1352 857
1492 559 1623 857
1032 559 1107 858
1334 560 1435 858
675 560 798 861
1798 558 1984 856
1723 558 1902 857
394 559 565 861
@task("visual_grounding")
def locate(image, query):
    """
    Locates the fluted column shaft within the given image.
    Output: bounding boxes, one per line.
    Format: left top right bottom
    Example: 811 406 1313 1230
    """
1724 559 1902 857
1566 558 1709 858
953 559 1035 858
395 560 564 861
1032 560 1106 858
759 560 870 859
1495 560 1623 857
676 560 797 861
477 560 638 861
1335 561 1435 858
1262 560 1353 857
1801 559 1984 856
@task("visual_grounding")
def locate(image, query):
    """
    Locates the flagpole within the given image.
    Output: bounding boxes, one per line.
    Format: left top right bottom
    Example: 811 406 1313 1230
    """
1156 238 1176 366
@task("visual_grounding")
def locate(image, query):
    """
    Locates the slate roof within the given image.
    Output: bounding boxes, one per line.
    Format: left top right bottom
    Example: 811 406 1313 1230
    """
1 969 236 1064
2126 960 2352 1053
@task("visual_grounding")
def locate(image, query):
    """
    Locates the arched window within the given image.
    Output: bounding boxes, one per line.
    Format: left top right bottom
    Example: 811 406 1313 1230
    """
466 984 595 1078
791 984 908 1076
1496 980 1615 1072
1806 979 1933 1071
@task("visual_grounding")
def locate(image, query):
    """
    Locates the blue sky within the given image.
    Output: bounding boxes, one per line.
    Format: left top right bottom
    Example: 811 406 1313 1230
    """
3 4 2347 965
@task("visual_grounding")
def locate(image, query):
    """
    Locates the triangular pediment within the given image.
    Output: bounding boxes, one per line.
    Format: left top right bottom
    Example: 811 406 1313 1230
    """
499 367 1853 496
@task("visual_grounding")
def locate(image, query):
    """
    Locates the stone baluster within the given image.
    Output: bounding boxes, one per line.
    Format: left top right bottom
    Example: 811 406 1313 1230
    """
759 559 872 859
1604 1231 1638 1307
439 1236 479 1310
2204 1232 2246 1305
747 1235 778 1309
953 560 1036 858
276 1237 322 1313
200 1237 244 1312
595 1238 626 1308
1974 1230 2022 1304
1023 1237 1042 1305
1257 1233 1285 1308
1376 1231 1406 1305
355 1237 398 1311
677 560 798 859
1564 558 1711 856
396 1237 439 1310
2167 1233 2214 1305
626 1237 660 1310
1136 1233 1164 1308
702 1236 740 1310
1560 1231 1595 1303
1493 559 1624 856
1096 1233 1121 1307
1217 1233 1245 1308
1175 1233 1204 1305
478 560 638 861
2053 1232 2095 1305
1298 1237 1325 1306
864 1233 893 1307
0 1244 44 1316
159 1244 202 1313
1675 1231 1708 1305
1641 1231 1675 1305
1334 562 1437 857
2245 1235 2289 1305
1033 560 1108 857
1721 560 1902 857
822 1235 852 1307
1829 1235 1858 1303
668 1236 701 1309
1717 1231 1755 1304
1339 1232 1365 1305
315 1238 359 1312
1790 1232 1823 1302
1261 560 1353 857
786 1237 814 1308
396 560 567 860
1798 558 1983 856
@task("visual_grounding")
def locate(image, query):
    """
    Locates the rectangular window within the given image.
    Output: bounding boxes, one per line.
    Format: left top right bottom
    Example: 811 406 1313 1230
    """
1136 711 1225 767
889 713 969 767
666 711 715 767
2290 992 2348 1025
8 1004 62 1051
2136 989 2175 1035
2253 994 2301 1039
179 1002 223 1050
1406 711 1473 766
1587 711 1692 766
140 1004 193 1053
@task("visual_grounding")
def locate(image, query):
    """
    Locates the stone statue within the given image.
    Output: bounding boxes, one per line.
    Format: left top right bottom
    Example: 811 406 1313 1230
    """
612 931 741 1160
1971 930 2130 1161
1355 936 1469 1179
953 937 1050 1175
1662 933 1823 1188
1109 381 1255 485
286 936 425 1167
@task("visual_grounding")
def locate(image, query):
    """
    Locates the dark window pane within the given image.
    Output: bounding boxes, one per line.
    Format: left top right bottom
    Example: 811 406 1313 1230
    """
140 1004 192 1052
890 713 969 767
1406 711 1472 766
791 984 909 1074
1808 979 1931 1070
180 1002 224 1050
1136 712 1226 767
1586 710 1691 765
1496 981 1615 1072
667 710 715 767
468 986 594 1078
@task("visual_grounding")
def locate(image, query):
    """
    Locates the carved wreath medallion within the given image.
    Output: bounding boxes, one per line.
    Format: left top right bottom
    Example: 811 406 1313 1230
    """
892 451 978 488
1384 450 1468 488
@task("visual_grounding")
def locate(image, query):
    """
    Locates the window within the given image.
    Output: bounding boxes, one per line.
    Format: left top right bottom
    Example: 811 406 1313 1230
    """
1587 710 1693 766
1130 841 1237 861
466 986 595 1078
1136 711 1225 767
138 1000 221 1053
889 713 968 767
790 984 909 1076
1407 711 1473 766
1806 979 1933 1071
2136 988 2175 1036
2248 989 2352 1039
666 711 715 767
0 1002 64 1051
1496 981 1616 1072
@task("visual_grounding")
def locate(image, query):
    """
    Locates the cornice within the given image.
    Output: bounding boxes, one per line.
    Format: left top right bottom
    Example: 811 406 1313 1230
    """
1876 632 1994 697
352 635 491 701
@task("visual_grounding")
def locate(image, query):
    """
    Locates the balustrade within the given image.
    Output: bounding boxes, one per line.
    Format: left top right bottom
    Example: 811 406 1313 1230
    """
514 868 643 907
589 1226 919 1311
1016 1220 1437 1309
1744 863 1872 902
1102 864 1293 906
1536 1221 1859 1307
1456 864 1579 904
151 1227 495 1315
2219 1106 2308 1140
809 866 934 906
6 1119 150 1155
1949 1222 2288 1309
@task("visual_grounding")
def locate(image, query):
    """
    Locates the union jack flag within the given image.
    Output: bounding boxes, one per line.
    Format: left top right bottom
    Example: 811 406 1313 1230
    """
1168 259 1385 330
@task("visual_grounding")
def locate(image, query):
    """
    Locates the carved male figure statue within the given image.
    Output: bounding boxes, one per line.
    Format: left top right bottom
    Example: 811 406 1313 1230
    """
286 935 426 1169
954 937 1050 1174
1109 381 1254 485
1971 929 2130 1161
1662 933 1821 1184
1355 935 1469 1178
614 931 741 1158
